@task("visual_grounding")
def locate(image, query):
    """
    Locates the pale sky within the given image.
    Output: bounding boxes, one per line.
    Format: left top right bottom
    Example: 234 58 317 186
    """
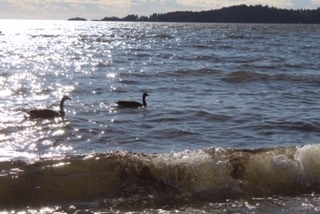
0 0 319 20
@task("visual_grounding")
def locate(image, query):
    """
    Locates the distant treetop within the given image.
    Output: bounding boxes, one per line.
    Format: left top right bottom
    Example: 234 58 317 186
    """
69 5 320 23
100 5 320 24
68 17 87 21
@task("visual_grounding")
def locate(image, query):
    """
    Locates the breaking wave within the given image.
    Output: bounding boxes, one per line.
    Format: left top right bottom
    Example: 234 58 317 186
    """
1 144 320 210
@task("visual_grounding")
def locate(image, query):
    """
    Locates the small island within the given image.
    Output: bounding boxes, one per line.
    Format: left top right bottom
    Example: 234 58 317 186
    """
68 17 87 21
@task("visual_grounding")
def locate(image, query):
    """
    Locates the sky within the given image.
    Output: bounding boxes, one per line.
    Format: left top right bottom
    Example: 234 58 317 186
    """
0 0 319 20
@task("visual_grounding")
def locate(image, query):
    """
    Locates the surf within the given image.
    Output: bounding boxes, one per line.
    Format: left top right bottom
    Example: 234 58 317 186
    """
1 144 320 209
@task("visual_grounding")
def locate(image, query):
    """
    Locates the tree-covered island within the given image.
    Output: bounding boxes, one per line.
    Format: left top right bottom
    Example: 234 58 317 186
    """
99 5 320 23
68 17 87 21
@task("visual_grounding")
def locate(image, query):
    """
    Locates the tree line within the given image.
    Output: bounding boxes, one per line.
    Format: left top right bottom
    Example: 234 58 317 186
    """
99 5 320 24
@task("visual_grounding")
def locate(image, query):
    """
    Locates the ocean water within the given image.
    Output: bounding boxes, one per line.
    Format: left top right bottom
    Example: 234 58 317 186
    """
0 20 320 213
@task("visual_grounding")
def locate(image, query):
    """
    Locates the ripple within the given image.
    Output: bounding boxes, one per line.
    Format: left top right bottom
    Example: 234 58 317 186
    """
1 20 320 160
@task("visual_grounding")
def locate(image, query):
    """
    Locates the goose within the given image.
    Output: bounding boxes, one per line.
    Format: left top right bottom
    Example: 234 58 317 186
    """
27 95 72 119
115 92 149 108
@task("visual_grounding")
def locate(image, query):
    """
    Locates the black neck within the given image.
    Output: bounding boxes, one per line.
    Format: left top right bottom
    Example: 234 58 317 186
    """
142 95 147 107
59 99 65 115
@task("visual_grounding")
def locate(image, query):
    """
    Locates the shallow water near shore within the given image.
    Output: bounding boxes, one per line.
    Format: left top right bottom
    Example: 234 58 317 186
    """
0 20 320 212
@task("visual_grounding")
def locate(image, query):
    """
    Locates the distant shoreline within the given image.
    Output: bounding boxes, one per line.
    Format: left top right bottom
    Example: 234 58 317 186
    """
69 4 320 24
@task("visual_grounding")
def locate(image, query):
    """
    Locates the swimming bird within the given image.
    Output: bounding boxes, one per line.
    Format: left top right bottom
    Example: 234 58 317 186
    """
115 92 149 108
27 95 72 119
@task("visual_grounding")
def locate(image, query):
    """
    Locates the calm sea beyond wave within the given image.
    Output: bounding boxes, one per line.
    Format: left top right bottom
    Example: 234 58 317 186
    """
0 19 320 213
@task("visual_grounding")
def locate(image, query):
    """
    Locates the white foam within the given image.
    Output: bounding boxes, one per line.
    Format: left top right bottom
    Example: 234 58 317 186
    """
295 144 320 183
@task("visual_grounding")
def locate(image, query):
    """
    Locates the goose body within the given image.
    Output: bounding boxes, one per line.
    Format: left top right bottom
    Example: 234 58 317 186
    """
116 92 149 108
27 95 72 119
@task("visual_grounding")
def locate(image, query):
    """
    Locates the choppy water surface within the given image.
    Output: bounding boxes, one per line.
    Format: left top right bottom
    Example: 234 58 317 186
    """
0 20 320 213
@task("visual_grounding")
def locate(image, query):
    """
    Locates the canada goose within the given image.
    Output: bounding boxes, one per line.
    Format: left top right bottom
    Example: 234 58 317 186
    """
27 95 72 119
115 92 149 108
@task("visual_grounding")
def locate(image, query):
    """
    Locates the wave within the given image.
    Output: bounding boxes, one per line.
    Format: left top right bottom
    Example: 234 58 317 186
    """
222 70 320 85
152 34 175 39
31 34 58 38
1 144 320 210
172 68 221 77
